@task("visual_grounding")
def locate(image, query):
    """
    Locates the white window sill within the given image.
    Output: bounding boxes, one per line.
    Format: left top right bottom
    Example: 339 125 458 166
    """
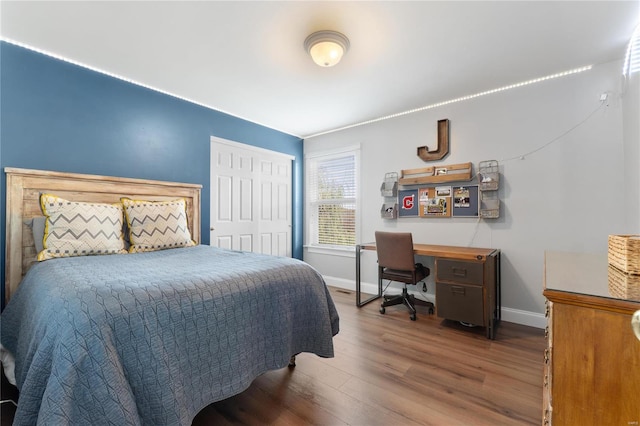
304 245 356 258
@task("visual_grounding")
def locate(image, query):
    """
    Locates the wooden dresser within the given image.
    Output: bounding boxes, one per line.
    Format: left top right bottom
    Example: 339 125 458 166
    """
543 252 640 426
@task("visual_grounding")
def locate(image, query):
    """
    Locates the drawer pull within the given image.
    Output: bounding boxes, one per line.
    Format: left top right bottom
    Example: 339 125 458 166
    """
451 286 466 295
545 326 549 339
544 349 550 364
451 267 467 277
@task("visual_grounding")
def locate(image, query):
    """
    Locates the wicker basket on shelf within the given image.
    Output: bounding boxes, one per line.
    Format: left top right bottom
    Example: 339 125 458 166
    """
608 235 640 275
608 264 640 301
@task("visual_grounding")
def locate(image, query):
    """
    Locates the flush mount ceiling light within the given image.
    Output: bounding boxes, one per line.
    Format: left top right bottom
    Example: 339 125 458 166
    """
304 30 350 67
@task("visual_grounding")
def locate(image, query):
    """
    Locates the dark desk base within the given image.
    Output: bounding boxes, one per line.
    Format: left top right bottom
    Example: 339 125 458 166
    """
355 244 382 307
355 243 501 339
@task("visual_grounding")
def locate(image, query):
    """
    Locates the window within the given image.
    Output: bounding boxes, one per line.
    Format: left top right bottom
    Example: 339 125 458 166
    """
623 24 640 76
305 146 359 251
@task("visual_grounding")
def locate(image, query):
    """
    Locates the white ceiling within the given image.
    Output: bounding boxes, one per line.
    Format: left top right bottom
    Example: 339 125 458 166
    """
1 1 638 139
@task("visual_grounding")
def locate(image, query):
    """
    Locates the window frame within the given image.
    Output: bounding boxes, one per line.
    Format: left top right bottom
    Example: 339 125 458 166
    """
304 145 360 256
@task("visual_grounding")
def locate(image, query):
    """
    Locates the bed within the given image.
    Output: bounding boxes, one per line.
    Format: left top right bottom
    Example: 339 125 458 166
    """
1 167 339 425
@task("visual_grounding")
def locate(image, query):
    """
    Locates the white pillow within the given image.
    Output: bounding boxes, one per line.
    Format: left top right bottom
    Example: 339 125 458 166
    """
38 194 127 261
121 197 195 253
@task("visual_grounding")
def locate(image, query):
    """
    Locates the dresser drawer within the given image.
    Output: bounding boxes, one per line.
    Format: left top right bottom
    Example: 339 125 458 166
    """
436 282 484 325
436 259 484 285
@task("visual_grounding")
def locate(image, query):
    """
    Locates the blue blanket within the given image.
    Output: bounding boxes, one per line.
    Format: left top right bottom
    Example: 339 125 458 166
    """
1 245 339 425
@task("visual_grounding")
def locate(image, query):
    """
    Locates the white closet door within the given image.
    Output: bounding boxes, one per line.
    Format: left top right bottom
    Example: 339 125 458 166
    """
210 137 292 256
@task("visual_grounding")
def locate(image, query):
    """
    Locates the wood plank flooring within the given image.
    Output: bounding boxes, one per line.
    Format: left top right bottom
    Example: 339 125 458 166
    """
1 286 546 425
194 287 546 425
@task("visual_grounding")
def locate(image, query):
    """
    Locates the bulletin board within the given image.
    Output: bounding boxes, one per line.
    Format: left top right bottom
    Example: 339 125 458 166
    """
398 189 419 217
452 185 479 217
419 186 451 218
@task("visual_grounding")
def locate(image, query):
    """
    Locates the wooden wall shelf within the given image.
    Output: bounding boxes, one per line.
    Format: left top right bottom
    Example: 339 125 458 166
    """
399 162 472 185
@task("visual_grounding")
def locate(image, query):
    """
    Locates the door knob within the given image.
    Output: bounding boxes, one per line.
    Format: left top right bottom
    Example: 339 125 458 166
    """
632 310 640 342
210 227 215 231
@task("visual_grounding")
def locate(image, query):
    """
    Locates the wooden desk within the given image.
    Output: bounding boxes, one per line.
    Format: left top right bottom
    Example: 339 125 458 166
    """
356 243 501 339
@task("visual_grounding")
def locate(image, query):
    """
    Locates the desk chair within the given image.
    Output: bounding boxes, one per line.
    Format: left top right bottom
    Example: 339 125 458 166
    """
375 231 435 321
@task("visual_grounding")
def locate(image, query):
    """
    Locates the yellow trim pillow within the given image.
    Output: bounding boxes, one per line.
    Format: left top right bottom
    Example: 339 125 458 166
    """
121 197 195 253
38 194 127 261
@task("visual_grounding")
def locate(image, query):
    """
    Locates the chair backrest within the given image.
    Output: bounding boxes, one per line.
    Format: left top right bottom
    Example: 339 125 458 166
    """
374 231 416 271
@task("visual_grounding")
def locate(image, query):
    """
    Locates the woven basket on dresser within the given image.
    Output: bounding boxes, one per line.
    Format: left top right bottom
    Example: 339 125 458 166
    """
608 265 640 301
608 235 640 275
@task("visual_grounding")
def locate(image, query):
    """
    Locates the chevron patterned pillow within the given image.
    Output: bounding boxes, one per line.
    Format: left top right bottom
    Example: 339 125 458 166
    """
121 197 195 253
38 194 128 261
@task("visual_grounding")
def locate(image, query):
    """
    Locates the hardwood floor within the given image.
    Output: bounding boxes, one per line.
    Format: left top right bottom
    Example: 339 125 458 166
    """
1 286 546 425
194 287 546 425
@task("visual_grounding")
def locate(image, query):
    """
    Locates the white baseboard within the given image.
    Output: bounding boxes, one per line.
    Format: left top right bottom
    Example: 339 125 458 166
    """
322 275 545 329
500 307 546 329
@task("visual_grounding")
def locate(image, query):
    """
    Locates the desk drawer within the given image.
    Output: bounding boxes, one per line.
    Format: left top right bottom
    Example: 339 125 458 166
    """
436 282 484 326
436 259 484 285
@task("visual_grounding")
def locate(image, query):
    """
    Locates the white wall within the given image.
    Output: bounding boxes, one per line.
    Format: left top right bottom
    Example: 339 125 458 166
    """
622 68 640 231
304 59 639 326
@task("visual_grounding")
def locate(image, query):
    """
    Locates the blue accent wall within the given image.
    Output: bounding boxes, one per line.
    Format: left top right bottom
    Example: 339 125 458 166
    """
0 42 304 308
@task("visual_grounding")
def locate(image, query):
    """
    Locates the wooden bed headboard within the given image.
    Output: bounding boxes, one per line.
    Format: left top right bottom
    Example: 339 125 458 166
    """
4 167 202 303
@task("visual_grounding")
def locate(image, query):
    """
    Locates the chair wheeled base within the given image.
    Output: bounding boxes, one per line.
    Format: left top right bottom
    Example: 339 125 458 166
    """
380 286 434 321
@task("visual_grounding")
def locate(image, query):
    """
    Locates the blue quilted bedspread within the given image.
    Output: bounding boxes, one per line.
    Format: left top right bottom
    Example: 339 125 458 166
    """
0 245 339 425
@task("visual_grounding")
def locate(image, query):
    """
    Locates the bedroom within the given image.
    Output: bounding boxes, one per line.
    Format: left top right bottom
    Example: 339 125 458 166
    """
1 1 639 425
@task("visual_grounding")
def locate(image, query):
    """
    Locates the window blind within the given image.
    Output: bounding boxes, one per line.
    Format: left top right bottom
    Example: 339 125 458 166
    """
306 150 358 247
624 24 640 76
